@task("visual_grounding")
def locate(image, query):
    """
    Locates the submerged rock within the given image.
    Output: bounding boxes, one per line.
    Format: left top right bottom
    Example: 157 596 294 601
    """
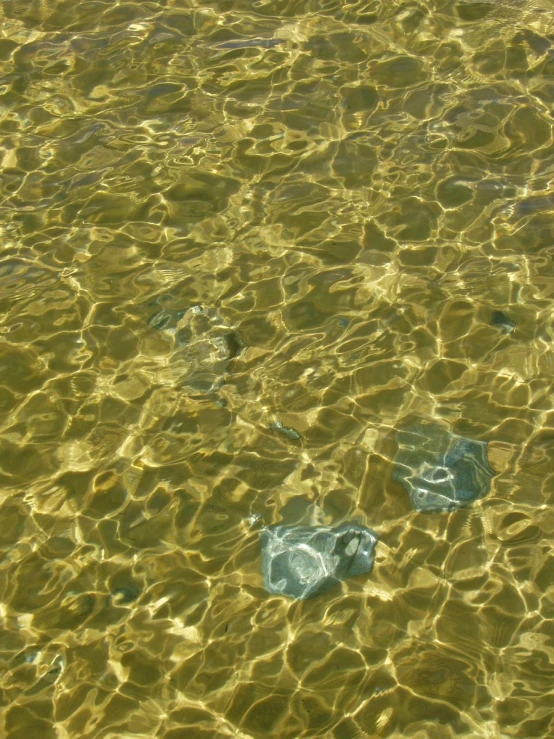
491 310 515 334
260 522 378 600
268 420 302 441
393 420 495 512
148 304 242 393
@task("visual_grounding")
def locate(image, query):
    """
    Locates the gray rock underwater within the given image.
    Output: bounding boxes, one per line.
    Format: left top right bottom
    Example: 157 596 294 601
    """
260 523 378 601
257 420 496 600
393 420 495 513
148 303 242 394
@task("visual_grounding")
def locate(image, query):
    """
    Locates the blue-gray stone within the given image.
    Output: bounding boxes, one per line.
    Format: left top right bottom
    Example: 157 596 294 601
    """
268 421 302 441
393 420 495 512
260 523 378 600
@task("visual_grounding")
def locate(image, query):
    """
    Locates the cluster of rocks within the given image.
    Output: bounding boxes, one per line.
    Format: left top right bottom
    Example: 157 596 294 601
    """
148 302 500 601
261 421 495 600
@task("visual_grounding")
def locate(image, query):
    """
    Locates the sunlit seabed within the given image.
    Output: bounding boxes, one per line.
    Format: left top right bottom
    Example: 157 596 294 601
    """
0 0 553 737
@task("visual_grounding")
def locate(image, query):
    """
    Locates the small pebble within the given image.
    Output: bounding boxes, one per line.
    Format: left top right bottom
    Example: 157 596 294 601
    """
491 310 515 333
268 421 301 441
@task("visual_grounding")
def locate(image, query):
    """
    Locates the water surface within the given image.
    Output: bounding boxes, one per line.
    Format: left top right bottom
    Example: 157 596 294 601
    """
1 0 553 737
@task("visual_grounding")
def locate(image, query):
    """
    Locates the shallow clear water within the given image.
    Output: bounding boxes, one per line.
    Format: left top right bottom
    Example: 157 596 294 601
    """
1 1 554 737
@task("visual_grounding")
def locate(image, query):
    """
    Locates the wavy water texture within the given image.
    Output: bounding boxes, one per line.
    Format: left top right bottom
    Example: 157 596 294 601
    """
0 0 553 737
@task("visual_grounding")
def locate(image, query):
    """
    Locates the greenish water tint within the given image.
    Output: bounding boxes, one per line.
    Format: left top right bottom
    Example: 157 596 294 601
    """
0 0 553 737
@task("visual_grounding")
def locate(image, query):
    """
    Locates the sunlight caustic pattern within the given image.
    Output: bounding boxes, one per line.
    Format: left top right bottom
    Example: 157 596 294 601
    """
0 0 553 737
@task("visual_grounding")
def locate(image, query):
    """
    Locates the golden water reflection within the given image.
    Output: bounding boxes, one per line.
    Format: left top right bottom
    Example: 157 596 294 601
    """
0 0 553 737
